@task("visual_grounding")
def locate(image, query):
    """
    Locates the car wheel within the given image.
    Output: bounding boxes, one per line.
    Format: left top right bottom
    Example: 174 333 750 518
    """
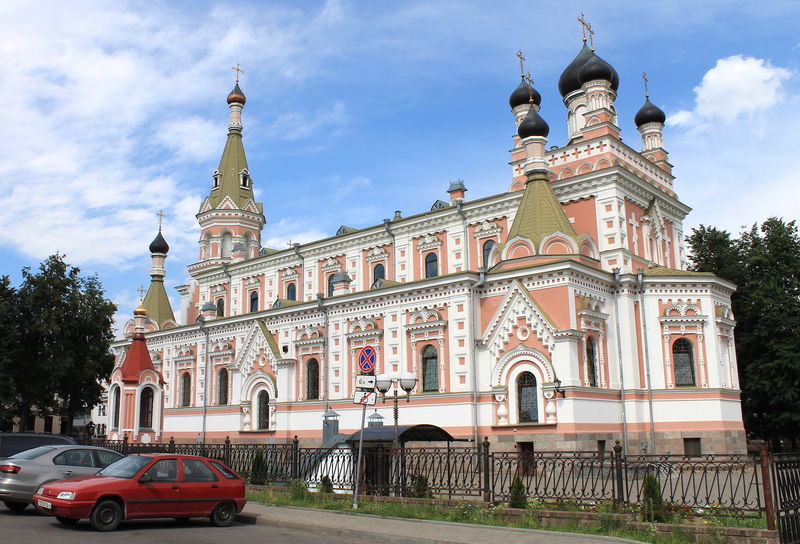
56 516 79 525
89 499 122 532
210 502 236 527
3 501 28 512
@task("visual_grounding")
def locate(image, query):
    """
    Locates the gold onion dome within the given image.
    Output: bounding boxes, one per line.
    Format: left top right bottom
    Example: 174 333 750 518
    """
134 305 148 316
227 82 246 105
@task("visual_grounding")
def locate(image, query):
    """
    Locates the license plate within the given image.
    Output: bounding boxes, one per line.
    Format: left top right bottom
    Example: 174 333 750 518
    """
37 499 52 509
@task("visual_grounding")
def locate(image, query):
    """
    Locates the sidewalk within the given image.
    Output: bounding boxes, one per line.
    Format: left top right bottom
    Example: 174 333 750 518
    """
238 502 643 544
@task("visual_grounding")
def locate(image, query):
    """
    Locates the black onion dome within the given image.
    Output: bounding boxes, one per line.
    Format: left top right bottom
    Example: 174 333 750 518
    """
227 82 246 105
634 98 666 126
577 53 619 91
517 106 550 139
509 78 541 109
558 43 594 97
149 231 169 254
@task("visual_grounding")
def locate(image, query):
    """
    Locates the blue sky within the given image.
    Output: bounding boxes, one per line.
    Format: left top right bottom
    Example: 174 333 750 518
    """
1 0 798 330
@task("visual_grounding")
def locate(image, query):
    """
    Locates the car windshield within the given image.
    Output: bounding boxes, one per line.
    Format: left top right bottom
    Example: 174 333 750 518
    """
97 455 152 478
11 446 57 460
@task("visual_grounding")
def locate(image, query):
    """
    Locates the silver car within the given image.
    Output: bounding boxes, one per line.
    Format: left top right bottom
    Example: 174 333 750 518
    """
0 445 124 511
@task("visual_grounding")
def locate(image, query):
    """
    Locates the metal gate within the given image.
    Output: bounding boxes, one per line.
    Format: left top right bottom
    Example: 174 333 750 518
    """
773 453 800 544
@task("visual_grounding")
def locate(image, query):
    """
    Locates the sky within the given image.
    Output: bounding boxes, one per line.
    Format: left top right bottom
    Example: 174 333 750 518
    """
0 0 798 331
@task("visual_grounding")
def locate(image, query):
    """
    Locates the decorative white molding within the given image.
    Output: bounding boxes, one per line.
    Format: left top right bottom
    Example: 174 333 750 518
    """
417 233 443 251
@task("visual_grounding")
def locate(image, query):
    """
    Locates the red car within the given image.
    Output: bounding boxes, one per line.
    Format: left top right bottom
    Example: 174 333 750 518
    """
32 453 246 531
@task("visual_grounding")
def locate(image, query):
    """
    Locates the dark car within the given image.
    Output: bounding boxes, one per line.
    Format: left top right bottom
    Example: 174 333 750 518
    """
0 444 124 511
33 453 246 531
0 433 77 459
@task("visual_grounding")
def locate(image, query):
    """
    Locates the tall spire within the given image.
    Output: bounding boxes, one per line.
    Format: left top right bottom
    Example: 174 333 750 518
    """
141 211 176 329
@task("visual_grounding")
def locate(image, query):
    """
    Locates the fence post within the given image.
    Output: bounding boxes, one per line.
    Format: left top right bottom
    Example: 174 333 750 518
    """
759 442 777 531
169 436 175 453
613 440 624 510
292 435 299 480
482 436 491 503
224 436 231 467
122 434 128 455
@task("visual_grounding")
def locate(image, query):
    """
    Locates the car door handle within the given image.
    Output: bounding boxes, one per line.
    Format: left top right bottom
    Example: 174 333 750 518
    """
171 485 180 490
63 471 73 477
211 484 218 488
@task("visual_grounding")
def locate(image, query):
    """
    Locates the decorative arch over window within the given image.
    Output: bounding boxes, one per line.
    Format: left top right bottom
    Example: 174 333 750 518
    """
112 386 120 429
482 239 495 268
249 291 259 313
424 252 438 278
422 345 438 392
216 298 225 317
286 283 297 301
218 368 229 405
306 359 319 400
257 390 270 430
181 372 191 407
373 263 385 284
517 372 538 422
673 338 696 386
139 387 154 429
586 336 598 387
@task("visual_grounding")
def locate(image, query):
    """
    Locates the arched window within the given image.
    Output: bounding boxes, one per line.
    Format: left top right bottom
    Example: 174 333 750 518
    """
257 390 270 430
286 283 297 301
139 387 153 429
673 339 696 386
328 274 335 297
424 252 438 278
216 298 224 317
482 240 495 268
221 232 233 258
373 263 385 283
218 368 228 405
249 291 259 313
181 372 191 407
517 372 538 423
112 386 120 429
586 337 598 387
422 345 438 392
306 359 319 400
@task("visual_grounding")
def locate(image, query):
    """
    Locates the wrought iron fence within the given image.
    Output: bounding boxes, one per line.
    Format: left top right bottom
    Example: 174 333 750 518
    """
773 453 800 544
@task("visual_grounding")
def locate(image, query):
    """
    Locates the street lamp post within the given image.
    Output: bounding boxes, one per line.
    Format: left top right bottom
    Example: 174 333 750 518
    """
197 315 210 447
375 372 417 497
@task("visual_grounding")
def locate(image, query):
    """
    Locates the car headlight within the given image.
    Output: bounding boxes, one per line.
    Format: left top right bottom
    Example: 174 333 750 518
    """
56 491 76 500
37 487 44 495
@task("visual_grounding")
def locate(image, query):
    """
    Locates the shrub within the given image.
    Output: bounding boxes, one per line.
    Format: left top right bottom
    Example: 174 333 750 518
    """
411 474 432 498
250 450 266 485
509 475 527 508
641 474 667 522
319 475 334 493
289 478 310 500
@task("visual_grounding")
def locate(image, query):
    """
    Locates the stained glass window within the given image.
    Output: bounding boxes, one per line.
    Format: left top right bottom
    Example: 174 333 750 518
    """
257 390 270 430
517 372 538 423
422 345 438 392
673 338 696 386
139 387 153 428
218 368 228 405
586 337 598 387
307 359 319 400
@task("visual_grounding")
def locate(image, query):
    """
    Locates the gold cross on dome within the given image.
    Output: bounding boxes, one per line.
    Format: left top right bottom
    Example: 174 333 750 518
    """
642 72 650 98
137 285 146 302
524 72 536 103
232 63 244 83
516 50 526 78
156 209 166 230
577 12 595 49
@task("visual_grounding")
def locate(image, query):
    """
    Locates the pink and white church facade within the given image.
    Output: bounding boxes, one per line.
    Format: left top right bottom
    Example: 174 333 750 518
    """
106 41 745 455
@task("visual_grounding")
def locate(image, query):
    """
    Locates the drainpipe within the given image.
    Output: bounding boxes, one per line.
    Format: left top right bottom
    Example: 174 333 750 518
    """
637 270 657 455
383 219 396 281
221 262 232 315
612 268 629 454
468 267 487 446
316 294 329 412
456 201 469 270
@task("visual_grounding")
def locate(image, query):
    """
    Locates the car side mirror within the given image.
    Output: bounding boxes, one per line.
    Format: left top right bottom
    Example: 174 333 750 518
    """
139 474 152 483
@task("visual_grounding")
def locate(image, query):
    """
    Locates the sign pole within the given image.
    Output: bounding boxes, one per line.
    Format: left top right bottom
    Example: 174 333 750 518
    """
352 401 368 509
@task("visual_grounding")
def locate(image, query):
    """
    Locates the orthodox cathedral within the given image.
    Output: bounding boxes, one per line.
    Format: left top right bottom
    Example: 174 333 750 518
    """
105 36 745 455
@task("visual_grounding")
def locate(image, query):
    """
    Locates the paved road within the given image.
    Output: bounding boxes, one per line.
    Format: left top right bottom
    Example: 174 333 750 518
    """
0 506 371 544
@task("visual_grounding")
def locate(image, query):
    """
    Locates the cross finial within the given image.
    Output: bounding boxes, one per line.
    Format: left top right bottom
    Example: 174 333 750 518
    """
523 72 536 103
137 285 146 302
642 72 650 98
156 209 166 231
516 50 526 79
232 63 244 83
286 240 294 248
577 12 595 50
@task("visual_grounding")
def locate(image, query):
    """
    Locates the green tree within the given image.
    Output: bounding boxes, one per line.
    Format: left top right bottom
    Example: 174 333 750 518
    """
0 276 21 430
12 255 116 433
687 218 800 448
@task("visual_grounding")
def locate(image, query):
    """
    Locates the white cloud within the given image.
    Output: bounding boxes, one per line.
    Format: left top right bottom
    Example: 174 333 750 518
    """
262 218 329 250
264 102 349 141
670 55 791 127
